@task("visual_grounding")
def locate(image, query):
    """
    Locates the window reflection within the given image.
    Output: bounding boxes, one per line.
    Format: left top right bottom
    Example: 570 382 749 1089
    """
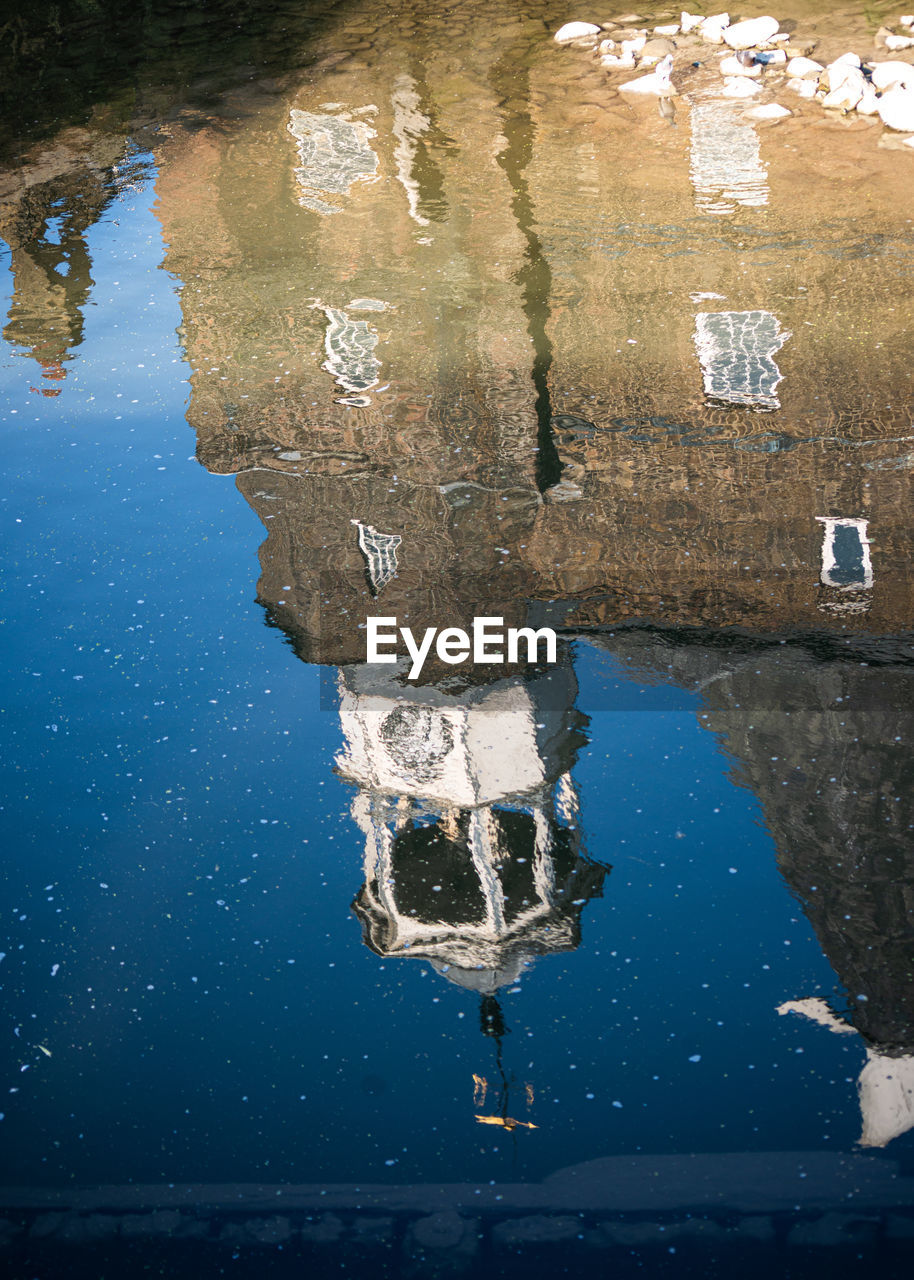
816 516 873 615
694 309 790 409
689 100 768 215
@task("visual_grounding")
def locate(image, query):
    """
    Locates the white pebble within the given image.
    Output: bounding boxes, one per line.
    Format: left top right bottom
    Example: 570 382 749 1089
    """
720 75 763 96
786 77 818 98
785 56 823 78
723 16 779 50
701 13 731 44
824 70 865 111
554 21 601 44
878 83 914 130
720 54 762 77
871 60 914 89
744 103 792 119
856 84 881 115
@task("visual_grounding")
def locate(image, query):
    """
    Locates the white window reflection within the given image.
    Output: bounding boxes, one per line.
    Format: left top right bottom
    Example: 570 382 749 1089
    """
352 519 401 596
314 300 383 406
689 100 769 215
391 75 432 227
815 517 873 614
816 516 873 590
288 108 379 215
694 310 790 409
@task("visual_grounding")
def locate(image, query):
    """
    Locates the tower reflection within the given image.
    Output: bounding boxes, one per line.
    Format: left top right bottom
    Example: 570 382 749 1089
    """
336 651 608 1129
337 655 608 994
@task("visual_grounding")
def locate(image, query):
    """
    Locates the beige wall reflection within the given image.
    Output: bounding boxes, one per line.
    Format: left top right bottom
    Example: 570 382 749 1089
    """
140 0 914 648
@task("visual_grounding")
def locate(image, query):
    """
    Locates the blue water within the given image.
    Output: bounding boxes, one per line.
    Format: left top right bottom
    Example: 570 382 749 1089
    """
2 163 893 1192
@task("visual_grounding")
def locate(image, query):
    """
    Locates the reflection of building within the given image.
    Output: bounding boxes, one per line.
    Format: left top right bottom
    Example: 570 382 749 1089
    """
596 629 914 1147
0 136 143 394
3 3 913 640
142 33 914 1124
338 657 607 994
148 27 914 640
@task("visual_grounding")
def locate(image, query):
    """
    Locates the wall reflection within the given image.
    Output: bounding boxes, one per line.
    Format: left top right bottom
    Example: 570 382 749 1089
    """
5 0 913 1156
0 141 148 395
604 630 914 1147
141 21 914 638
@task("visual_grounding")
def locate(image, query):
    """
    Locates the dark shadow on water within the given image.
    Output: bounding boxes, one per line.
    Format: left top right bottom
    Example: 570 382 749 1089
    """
490 50 562 494
0 0 347 160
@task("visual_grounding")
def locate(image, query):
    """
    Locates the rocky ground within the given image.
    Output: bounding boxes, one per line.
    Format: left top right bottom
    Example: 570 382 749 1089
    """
555 11 914 148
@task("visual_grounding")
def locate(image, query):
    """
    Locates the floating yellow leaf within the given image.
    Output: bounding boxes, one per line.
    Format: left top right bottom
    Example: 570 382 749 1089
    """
475 1114 538 1131
472 1073 488 1107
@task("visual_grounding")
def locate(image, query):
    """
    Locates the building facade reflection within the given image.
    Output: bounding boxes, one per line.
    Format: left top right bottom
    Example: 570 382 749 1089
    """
600 630 914 1147
143 15 914 1149
0 136 146 395
5 0 913 1153
147 46 914 638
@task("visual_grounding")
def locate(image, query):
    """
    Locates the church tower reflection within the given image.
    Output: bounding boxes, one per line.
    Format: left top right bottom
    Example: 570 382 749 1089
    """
335 650 608 1130
336 654 609 995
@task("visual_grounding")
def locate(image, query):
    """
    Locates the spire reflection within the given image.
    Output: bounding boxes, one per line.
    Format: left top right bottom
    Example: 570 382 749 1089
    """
338 656 608 995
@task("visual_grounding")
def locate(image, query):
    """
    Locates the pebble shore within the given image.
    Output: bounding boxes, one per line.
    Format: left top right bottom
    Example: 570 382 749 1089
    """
555 11 914 147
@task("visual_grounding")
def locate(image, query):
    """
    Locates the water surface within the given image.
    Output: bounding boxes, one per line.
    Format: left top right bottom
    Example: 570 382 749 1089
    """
1 0 913 1224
